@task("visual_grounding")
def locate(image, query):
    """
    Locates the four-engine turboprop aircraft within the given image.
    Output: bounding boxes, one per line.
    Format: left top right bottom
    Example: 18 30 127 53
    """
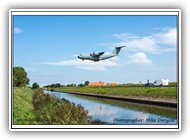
78 46 126 62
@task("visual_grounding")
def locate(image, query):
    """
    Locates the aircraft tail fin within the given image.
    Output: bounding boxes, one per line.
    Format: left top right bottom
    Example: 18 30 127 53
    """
112 46 126 55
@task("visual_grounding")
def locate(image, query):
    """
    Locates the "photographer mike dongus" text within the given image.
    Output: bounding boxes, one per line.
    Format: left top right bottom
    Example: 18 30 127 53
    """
113 118 176 124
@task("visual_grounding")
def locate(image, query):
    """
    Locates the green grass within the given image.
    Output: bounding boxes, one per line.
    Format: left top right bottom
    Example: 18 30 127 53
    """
13 87 35 124
56 87 177 99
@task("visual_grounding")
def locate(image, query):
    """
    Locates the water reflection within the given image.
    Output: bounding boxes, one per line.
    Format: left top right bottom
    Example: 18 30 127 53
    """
45 90 177 125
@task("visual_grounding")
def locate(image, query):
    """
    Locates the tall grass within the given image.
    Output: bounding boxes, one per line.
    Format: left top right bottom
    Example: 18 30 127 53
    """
13 87 35 124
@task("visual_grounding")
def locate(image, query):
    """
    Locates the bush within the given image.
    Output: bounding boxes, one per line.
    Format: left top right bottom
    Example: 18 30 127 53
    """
32 90 55 111
32 90 90 124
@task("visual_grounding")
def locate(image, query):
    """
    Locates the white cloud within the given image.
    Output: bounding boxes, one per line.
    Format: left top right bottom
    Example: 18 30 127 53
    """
43 59 120 71
117 36 158 53
113 27 176 54
14 27 22 33
129 52 152 66
153 28 177 45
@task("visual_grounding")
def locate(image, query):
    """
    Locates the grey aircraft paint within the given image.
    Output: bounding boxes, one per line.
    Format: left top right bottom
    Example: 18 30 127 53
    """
78 46 126 62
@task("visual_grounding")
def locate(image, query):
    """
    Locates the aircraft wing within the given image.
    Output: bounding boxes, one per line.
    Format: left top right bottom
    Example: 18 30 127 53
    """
98 52 104 56
90 52 105 57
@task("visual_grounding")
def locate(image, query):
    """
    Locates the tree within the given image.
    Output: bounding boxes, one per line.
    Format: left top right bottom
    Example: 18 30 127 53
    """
67 83 76 87
43 83 62 89
55 83 61 88
84 81 89 86
50 83 61 88
32 82 40 89
50 84 56 88
77 83 84 87
13 67 30 87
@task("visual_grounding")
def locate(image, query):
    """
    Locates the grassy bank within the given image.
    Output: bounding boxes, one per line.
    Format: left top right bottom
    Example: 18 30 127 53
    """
13 87 35 124
13 88 93 125
55 87 177 99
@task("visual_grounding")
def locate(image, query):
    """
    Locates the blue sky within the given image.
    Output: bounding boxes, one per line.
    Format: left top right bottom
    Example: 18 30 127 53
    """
13 15 177 86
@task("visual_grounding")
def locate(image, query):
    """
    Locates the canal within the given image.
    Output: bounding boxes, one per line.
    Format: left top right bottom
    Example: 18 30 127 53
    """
45 90 177 125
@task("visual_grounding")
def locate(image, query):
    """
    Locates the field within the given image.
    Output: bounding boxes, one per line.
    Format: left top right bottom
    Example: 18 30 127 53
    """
55 86 177 99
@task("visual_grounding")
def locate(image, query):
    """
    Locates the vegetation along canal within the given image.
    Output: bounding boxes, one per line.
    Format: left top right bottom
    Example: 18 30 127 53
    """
45 90 177 125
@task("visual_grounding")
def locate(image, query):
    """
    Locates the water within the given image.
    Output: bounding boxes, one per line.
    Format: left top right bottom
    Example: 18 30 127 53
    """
44 90 177 125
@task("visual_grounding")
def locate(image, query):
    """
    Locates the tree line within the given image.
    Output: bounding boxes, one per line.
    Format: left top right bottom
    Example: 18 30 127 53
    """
43 81 89 89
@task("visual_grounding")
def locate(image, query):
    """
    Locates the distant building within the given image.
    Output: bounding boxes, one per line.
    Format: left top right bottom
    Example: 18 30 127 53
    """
144 78 169 87
88 81 105 86
154 79 169 86
107 82 117 86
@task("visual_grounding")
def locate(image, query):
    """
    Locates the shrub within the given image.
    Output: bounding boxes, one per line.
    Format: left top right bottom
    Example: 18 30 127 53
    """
32 90 90 124
32 91 55 111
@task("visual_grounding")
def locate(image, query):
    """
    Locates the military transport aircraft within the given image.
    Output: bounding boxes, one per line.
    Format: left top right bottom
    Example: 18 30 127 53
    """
78 46 126 62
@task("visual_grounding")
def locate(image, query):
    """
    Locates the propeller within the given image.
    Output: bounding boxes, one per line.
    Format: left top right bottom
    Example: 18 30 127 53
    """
90 52 95 56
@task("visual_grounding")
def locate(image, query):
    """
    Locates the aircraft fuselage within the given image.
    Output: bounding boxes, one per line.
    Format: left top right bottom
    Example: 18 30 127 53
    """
78 53 116 61
78 46 125 62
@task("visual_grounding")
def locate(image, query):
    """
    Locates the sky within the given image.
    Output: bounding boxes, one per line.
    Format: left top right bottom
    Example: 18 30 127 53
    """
13 15 178 86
